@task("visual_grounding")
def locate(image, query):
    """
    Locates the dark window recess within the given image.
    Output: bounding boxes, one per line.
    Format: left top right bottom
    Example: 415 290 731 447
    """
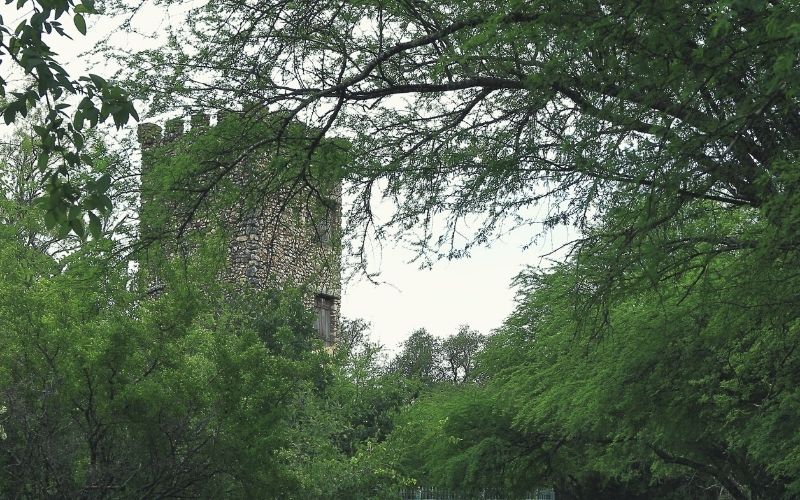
315 294 335 344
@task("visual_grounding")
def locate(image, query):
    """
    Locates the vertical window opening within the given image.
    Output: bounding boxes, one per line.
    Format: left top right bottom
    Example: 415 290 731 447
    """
315 294 335 345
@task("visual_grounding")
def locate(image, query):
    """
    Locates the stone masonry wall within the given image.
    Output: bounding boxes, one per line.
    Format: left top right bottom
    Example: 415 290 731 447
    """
137 114 342 345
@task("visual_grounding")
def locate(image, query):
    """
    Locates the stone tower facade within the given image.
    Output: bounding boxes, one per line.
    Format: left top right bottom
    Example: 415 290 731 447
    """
137 114 342 345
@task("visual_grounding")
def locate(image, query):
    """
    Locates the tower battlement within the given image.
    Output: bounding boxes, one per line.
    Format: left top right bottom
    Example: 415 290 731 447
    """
137 112 342 344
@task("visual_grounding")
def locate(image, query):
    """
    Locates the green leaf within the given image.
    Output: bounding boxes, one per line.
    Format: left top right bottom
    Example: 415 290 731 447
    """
99 193 112 213
36 153 49 171
96 173 111 193
77 97 93 110
73 110 84 130
73 13 86 35
68 204 81 222
33 125 48 137
88 74 107 89
55 221 70 239
88 211 102 239
128 102 139 122
43 210 57 230
73 131 84 150
67 217 83 238
3 105 15 125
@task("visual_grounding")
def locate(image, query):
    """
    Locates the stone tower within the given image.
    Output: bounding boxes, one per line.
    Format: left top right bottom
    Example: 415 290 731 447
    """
137 113 342 345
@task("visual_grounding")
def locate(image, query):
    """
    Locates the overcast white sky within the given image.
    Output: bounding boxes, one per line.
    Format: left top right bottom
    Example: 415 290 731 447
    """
4 6 574 350
341 224 573 350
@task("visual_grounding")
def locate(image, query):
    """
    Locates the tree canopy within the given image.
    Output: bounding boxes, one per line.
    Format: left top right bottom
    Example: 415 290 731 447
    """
3 1 800 498
118 0 799 267
386 204 800 498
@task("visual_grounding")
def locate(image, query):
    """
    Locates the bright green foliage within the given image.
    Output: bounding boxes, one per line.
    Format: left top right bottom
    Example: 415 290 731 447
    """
0 134 410 497
0 230 338 496
333 320 409 451
286 360 415 496
389 384 546 497
0 148 342 496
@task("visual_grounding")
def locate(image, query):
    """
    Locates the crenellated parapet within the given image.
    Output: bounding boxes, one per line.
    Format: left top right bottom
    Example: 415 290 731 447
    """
137 113 215 154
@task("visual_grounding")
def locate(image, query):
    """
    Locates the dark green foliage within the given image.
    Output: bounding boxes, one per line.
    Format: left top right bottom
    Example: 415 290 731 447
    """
116 0 799 269
138 112 347 250
1 0 137 236
441 326 486 384
386 326 486 386
0 115 139 251
386 200 800 499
